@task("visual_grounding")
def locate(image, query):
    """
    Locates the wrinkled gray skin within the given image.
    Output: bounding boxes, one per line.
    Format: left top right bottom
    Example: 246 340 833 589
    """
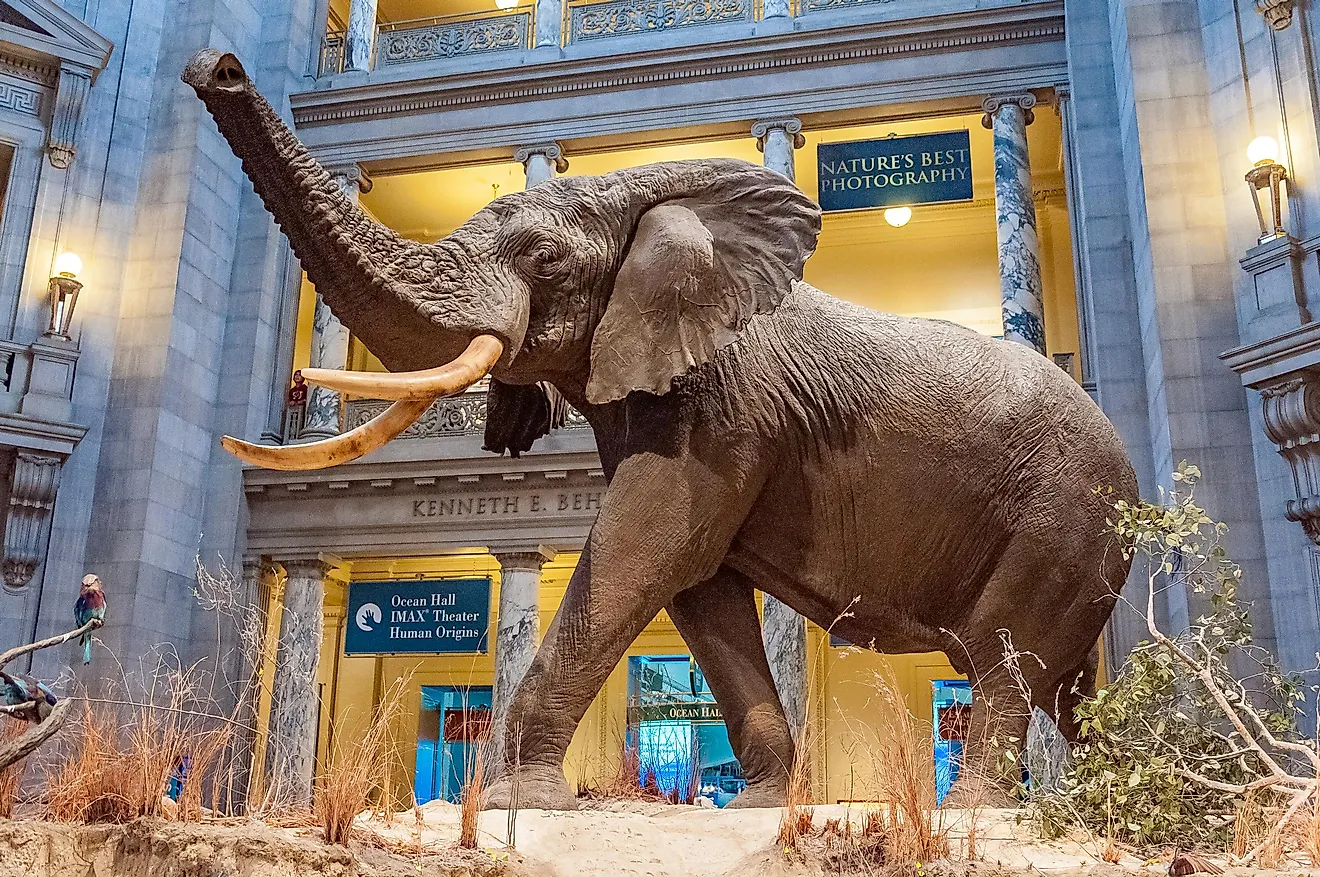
186 49 1137 809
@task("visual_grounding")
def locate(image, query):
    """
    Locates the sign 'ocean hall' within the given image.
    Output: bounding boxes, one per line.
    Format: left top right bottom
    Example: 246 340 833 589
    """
345 578 492 655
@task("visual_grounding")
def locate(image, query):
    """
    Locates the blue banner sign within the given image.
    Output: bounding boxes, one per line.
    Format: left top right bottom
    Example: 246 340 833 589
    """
345 578 491 655
816 130 973 212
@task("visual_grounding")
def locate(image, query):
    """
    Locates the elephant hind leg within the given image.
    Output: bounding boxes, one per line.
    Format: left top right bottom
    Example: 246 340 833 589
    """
668 566 795 809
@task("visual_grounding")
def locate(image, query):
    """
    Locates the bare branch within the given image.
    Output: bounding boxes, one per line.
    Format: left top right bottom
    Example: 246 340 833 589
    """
0 618 102 672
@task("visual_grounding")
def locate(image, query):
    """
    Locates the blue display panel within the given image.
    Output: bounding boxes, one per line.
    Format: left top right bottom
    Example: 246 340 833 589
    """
344 578 491 655
817 130 974 213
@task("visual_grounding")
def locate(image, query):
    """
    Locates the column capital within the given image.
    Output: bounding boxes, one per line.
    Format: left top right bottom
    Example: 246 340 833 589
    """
514 142 569 174
327 164 373 195
279 553 344 579
981 93 1037 128
752 118 805 152
493 545 557 572
1258 0 1295 30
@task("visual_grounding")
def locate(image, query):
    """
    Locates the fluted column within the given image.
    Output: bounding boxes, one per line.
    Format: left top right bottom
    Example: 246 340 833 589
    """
751 117 809 739
491 547 554 764
344 0 379 72
300 166 371 440
982 94 1046 355
753 118 805 181
265 555 337 807
516 143 568 189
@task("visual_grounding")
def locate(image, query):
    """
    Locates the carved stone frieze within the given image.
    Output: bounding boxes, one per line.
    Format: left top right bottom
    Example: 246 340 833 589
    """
568 0 752 43
2 451 62 591
377 13 531 65
1257 0 1295 30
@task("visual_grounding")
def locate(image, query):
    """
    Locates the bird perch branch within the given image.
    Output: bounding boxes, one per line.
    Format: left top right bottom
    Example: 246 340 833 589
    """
0 617 101 673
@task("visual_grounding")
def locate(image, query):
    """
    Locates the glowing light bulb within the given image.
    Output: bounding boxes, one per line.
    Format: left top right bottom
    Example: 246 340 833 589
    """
1247 136 1281 167
495 0 518 9
884 206 913 228
53 252 82 278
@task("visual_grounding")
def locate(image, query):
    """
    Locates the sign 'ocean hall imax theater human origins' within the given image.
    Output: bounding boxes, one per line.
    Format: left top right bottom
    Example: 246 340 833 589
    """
817 130 973 213
345 577 491 655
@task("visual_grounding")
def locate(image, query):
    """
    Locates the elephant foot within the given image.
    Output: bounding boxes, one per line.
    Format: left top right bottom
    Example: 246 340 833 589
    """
484 766 578 811
726 778 789 809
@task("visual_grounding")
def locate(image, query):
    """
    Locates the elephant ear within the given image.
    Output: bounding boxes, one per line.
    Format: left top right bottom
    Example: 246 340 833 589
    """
586 165 820 405
483 379 568 458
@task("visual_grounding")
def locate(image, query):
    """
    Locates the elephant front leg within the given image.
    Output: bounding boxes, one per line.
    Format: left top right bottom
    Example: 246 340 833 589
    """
485 451 759 810
667 566 795 808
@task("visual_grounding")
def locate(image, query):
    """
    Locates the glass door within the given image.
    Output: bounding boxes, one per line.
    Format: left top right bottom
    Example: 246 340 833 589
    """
415 685 493 804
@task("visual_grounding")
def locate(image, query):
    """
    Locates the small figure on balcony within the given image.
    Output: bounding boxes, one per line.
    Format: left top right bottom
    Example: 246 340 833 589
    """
287 370 308 406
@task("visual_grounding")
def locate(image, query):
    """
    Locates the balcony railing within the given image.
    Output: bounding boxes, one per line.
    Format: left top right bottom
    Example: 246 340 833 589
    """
376 8 534 67
283 389 590 444
566 0 754 43
319 29 346 76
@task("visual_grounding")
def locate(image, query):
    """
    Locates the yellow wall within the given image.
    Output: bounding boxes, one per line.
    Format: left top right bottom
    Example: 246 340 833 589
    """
311 552 961 805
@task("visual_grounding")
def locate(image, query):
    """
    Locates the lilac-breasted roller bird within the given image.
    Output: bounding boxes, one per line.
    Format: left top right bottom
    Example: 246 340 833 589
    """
0 670 57 722
74 573 106 665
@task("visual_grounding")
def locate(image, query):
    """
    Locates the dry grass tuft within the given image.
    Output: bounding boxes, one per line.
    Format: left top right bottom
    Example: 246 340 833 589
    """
459 738 488 849
870 667 948 864
777 725 815 849
1293 795 1320 866
0 718 25 817
314 675 410 845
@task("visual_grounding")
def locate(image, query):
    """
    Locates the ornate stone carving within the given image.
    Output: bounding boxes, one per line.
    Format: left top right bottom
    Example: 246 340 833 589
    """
798 0 892 12
377 13 531 65
1257 0 1295 30
47 67 91 169
2 452 63 591
568 0 752 43
751 118 805 151
514 142 570 175
981 93 1037 129
0 80 40 116
343 391 589 440
1258 376 1320 543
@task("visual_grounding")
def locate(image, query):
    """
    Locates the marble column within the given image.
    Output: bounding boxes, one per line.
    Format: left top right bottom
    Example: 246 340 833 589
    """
752 117 809 738
231 557 269 808
265 556 336 808
753 118 805 181
344 0 379 73
490 547 554 764
982 94 1046 355
300 166 371 440
515 143 569 189
534 0 561 47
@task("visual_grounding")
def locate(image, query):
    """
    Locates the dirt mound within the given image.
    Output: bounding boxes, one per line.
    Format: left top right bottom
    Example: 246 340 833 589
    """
0 818 542 877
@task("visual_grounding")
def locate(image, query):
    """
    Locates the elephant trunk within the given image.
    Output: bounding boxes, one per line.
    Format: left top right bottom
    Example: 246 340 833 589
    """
182 49 437 363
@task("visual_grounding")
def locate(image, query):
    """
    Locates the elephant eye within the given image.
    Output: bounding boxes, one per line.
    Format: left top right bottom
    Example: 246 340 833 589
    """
522 236 570 280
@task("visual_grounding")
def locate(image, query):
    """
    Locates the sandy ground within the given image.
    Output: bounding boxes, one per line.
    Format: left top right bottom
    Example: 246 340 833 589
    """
0 804 1316 877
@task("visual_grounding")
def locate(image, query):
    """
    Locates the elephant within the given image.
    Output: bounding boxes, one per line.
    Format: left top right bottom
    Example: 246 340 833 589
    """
185 49 1138 809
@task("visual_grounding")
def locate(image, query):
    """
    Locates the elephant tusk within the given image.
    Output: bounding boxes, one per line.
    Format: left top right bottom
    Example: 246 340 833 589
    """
301 334 504 401
221 396 436 471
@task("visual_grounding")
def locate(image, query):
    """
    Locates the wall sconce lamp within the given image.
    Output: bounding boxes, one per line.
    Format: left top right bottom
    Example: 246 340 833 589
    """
1246 136 1289 245
46 252 83 339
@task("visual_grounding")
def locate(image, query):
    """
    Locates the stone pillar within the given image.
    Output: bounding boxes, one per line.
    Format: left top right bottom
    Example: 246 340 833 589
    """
751 117 809 738
265 556 336 808
300 167 370 441
753 118 805 181
491 547 554 763
344 0 379 72
761 0 790 18
534 0 561 47
231 557 269 809
982 94 1046 355
515 143 568 189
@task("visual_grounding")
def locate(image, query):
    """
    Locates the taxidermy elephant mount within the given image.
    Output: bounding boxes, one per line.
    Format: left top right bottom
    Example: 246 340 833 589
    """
186 49 1138 809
